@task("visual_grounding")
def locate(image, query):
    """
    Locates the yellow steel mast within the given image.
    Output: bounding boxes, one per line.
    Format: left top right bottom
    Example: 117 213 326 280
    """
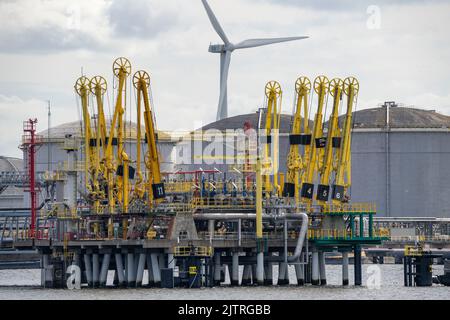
261 81 282 198
300 75 329 204
90 76 108 204
90 76 108 158
133 70 165 207
75 76 100 211
332 77 359 205
316 78 343 206
104 57 131 214
284 76 311 205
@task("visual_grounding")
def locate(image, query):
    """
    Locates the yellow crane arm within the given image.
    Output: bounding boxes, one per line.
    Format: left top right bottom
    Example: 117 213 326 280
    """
105 57 131 213
133 70 165 206
284 76 311 203
90 76 108 157
261 81 282 198
316 78 343 205
301 75 329 203
75 76 95 190
332 77 359 204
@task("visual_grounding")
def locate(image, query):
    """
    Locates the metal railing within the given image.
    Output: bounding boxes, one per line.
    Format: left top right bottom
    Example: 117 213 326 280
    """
173 246 213 257
190 197 255 209
322 202 377 214
308 228 387 240
388 235 450 242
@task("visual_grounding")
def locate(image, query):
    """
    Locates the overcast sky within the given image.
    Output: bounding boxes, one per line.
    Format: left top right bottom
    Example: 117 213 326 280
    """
1 0 449 157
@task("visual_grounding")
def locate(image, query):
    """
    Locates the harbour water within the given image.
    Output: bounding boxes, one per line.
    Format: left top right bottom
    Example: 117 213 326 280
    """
0 264 448 300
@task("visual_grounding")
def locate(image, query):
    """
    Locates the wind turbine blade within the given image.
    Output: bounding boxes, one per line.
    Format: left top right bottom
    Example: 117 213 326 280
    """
234 36 308 49
201 0 230 45
217 50 231 120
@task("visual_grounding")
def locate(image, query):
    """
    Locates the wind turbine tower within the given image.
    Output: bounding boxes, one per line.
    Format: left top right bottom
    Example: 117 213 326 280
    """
201 0 309 121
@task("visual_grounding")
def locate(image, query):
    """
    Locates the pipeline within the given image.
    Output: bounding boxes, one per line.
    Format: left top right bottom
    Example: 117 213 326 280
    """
192 211 309 262
286 212 308 262
0 199 50 212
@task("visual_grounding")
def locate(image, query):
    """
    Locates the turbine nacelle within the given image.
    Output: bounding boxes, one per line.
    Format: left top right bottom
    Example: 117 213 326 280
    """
208 44 228 53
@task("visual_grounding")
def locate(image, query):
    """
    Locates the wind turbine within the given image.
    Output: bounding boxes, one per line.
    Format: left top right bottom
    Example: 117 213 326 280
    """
201 0 309 121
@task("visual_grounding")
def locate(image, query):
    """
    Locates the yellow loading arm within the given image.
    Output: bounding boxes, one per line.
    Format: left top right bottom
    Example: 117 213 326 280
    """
90 76 108 159
332 77 359 205
104 57 131 214
133 71 165 206
284 76 311 205
300 75 329 204
316 78 343 206
261 81 282 198
75 76 100 211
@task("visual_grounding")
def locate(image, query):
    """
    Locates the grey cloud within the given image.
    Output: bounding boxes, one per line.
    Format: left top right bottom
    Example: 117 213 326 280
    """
107 0 179 39
0 25 104 54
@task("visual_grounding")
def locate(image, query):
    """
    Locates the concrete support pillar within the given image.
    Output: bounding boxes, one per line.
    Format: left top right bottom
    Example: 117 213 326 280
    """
231 252 239 286
159 253 166 269
319 251 327 286
342 251 349 286
41 254 52 288
127 253 136 287
256 252 264 286
264 257 273 286
214 252 221 286
295 258 304 286
242 264 252 286
115 253 125 287
168 253 175 269
92 253 100 288
72 252 80 266
311 250 320 286
208 220 215 241
278 259 289 285
146 254 154 287
354 246 362 286
99 253 110 287
113 269 119 286
151 253 161 286
84 254 93 287
136 253 146 287
124 254 128 282
134 254 140 278
252 264 257 284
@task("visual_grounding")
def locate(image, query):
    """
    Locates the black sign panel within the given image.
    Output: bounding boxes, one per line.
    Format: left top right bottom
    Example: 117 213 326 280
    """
332 137 341 148
316 184 330 201
152 183 166 199
332 184 345 201
116 165 136 180
289 134 312 145
301 183 314 199
282 182 296 197
315 137 327 148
